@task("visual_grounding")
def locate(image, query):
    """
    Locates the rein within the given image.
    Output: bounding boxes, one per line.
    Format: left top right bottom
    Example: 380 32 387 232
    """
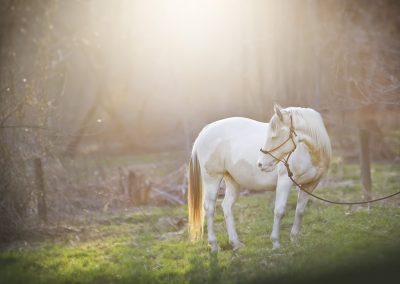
260 116 400 205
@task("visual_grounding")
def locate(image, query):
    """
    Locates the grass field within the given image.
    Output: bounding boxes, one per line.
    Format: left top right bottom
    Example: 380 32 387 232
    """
0 162 399 283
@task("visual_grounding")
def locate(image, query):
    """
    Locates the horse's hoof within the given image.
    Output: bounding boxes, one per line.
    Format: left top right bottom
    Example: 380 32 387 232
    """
232 241 245 251
209 243 220 253
290 233 298 243
272 243 281 250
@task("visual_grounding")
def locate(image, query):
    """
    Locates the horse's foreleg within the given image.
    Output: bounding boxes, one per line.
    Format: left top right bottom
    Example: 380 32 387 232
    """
290 181 318 242
270 175 293 250
203 174 223 253
222 176 243 251
271 175 293 249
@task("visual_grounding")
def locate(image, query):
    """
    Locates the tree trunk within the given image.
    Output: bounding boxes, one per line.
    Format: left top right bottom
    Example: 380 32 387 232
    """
65 102 98 156
359 129 372 203
34 158 48 223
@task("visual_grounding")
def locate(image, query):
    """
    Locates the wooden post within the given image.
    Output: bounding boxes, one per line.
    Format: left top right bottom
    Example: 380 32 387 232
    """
118 167 127 195
142 180 151 205
34 158 48 223
359 128 372 203
128 171 137 205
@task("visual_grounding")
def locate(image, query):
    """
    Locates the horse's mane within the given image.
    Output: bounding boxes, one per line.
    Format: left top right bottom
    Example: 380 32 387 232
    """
286 107 332 167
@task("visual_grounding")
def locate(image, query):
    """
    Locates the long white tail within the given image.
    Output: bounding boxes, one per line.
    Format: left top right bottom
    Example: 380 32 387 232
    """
187 151 203 241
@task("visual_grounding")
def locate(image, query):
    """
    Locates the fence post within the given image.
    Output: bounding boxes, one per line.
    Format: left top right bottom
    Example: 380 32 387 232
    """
34 158 48 223
359 128 372 203
128 171 145 205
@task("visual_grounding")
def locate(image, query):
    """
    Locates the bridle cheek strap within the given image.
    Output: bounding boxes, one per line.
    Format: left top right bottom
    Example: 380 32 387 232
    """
259 115 297 168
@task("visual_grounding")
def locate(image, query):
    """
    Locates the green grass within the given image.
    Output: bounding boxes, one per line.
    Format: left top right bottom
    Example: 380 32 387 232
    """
1 163 400 283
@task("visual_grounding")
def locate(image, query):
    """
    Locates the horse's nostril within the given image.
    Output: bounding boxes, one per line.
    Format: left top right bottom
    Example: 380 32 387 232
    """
258 163 262 168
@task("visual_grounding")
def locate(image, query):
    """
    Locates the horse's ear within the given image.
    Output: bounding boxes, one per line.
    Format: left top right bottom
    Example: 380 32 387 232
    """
274 103 283 121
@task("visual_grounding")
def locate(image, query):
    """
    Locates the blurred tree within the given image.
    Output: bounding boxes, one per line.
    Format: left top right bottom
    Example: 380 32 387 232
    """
0 0 65 239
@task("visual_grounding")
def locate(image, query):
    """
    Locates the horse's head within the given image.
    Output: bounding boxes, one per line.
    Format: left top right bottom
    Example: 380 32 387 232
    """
257 104 297 172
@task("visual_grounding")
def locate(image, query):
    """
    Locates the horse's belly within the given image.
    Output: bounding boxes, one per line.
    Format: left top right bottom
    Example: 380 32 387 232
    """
227 159 277 191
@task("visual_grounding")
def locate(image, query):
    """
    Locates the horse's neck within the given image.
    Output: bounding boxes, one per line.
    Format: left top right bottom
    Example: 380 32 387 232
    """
291 137 328 183
298 135 329 170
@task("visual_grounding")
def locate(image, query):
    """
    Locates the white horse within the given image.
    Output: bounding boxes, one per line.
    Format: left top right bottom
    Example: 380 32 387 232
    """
188 104 331 252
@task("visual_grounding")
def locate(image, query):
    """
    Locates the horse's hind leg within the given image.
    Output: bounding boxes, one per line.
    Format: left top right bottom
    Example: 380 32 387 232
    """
203 173 223 253
222 175 243 251
290 181 318 242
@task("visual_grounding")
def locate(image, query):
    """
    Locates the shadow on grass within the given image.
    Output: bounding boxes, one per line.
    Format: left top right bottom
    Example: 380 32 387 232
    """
209 252 221 283
186 251 228 284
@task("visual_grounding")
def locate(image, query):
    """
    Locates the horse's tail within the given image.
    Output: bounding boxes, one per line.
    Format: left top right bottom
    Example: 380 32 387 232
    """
188 150 204 241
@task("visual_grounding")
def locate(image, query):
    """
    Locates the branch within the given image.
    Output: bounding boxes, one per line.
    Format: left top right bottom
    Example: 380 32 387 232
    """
0 124 47 130
0 98 25 127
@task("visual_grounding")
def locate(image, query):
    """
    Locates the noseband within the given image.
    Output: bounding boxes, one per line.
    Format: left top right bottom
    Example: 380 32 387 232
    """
260 115 297 171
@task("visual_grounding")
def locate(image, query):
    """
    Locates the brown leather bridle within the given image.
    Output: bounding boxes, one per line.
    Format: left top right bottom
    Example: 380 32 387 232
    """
259 114 298 171
259 114 400 204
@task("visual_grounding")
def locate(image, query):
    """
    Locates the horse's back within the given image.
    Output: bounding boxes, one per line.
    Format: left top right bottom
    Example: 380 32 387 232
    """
194 117 265 157
193 117 277 190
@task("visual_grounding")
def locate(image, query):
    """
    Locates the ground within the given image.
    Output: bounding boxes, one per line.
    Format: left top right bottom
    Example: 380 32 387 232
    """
0 162 399 283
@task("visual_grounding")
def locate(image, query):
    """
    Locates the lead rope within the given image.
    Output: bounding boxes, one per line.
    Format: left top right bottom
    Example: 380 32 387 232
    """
283 161 400 205
260 115 400 205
